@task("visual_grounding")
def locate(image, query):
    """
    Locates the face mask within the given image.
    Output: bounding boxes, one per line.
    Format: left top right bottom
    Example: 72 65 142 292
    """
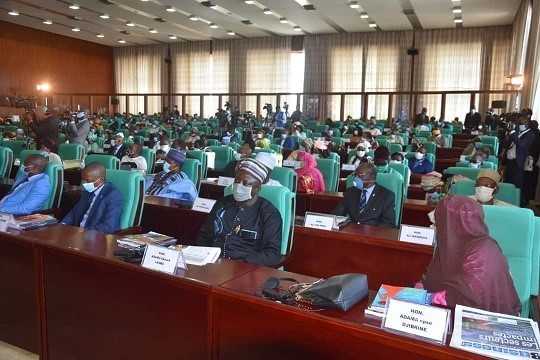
470 162 481 169
390 160 402 165
257 134 263 139
353 176 364 190
163 162 171 172
357 151 365 157
234 153 242 161
519 124 528 132
160 145 170 152
475 186 495 203
233 182 252 202
281 134 287 139
82 181 97 193
111 139 116 146
415 152 424 160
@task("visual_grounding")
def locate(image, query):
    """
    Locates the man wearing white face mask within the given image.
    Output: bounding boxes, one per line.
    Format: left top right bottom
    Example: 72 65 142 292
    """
349 145 368 168
470 170 514 207
61 163 123 233
197 158 282 266
409 146 434 174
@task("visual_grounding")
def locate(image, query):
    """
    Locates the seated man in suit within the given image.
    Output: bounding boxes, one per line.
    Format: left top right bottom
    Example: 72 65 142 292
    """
108 133 127 160
61 163 123 234
0 154 51 215
197 158 282 266
333 162 395 227
145 148 198 204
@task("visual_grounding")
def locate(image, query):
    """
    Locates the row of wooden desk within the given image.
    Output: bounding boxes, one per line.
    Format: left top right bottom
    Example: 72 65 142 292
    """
0 222 487 360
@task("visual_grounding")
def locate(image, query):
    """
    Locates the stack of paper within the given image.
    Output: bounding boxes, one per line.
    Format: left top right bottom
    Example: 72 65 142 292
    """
117 232 177 250
181 246 221 266
365 284 432 318
13 214 57 230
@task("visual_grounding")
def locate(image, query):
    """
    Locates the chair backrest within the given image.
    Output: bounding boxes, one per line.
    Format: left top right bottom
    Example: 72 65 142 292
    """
105 169 145 229
19 150 43 164
442 134 453 148
389 162 411 198
419 141 437 154
207 146 234 171
187 150 208 179
316 158 339 192
444 167 481 180
0 147 13 178
479 135 499 154
532 218 540 297
85 154 120 170
142 147 156 174
182 159 201 191
59 143 85 161
44 162 64 209
0 140 26 160
483 206 535 317
449 179 521 206
207 139 220 147
389 143 403 154
455 160 497 170
270 167 297 192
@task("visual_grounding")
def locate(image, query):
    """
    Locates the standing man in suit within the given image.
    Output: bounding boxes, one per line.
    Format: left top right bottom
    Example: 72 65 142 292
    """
333 162 395 227
67 111 90 146
61 163 123 234
108 133 127 160
464 107 481 133
0 154 51 215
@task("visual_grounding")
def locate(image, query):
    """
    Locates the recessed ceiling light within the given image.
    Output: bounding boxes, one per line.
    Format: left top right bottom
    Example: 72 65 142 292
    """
210 4 218 9
72 27 80 32
263 8 272 15
141 0 149 2
96 33 105 38
69 4 80 10
454 18 463 23
349 1 360 9
227 31 236 36
368 22 377 28
149 28 158 33
452 7 462 13
100 14 110 19
451 0 460 2
8 10 19 16
244 0 255 4
43 19 53 25
279 18 288 24
360 12 369 19
209 23 219 29
166 6 176 12
168 34 177 39
118 39 126 44
126 21 135 26
293 26 302 32
189 15 199 21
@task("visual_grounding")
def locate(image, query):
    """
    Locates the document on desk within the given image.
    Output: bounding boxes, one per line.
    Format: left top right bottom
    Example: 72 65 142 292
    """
217 176 235 187
181 246 221 266
192 197 217 213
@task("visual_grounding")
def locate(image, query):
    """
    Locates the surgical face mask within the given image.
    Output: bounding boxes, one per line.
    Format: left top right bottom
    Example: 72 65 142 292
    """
475 186 495 203
353 176 364 190
234 153 242 161
415 152 424 160
233 182 252 202
160 145 170 152
390 160 402 165
470 162 481 169
257 133 263 139
519 124 528 132
328 130 333 136
82 181 97 193
357 151 365 157
163 162 171 172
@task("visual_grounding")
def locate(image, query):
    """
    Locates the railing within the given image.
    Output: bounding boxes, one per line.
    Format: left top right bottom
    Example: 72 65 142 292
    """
41 89 520 120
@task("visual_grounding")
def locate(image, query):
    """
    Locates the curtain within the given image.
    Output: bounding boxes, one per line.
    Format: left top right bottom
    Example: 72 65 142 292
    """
113 45 165 114
509 0 532 110
522 0 540 116
415 27 512 122
171 41 229 117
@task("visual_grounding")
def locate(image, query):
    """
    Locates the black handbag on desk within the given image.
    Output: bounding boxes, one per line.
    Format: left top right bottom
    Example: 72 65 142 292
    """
297 273 368 311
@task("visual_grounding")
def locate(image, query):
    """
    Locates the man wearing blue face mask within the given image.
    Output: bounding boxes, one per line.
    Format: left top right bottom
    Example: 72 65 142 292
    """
0 155 51 215
333 162 395 227
145 148 197 204
61 163 123 233
197 158 282 266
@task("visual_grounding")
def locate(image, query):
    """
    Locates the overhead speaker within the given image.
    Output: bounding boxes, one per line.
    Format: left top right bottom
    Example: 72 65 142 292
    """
407 48 419 56
291 36 304 52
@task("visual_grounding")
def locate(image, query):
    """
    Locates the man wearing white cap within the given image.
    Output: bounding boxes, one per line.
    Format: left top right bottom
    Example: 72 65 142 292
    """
255 152 283 187
108 132 127 160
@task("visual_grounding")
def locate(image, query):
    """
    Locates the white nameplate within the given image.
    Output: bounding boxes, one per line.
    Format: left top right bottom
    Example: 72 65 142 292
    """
459 155 467 162
0 213 13 232
399 225 435 246
141 244 181 275
383 299 450 344
192 197 217 213
283 160 301 169
304 213 335 231
206 152 216 169
217 176 235 187
342 164 356 171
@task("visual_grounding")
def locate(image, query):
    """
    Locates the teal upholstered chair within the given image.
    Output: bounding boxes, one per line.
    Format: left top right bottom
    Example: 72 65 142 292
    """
444 167 481 180
532 217 540 297
43 162 64 209
316 158 340 192
142 147 156 174
389 143 403 154
85 154 120 170
18 150 43 164
442 134 453 148
187 150 208 179
449 179 520 206
479 136 499 154
207 146 235 172
0 140 26 161
271 167 297 193
105 170 145 229
327 152 341 164
389 162 411 197
207 139 220 147
455 160 497 170
483 206 535 317
59 143 85 161
182 158 201 191
0 147 13 178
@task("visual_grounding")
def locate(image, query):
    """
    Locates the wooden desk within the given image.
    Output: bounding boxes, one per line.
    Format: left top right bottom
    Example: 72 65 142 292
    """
402 199 435 227
213 266 485 360
437 147 464 159
435 158 458 173
200 179 226 200
408 184 427 200
64 167 82 186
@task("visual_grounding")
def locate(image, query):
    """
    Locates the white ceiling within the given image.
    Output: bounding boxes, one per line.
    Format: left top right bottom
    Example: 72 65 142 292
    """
0 0 521 47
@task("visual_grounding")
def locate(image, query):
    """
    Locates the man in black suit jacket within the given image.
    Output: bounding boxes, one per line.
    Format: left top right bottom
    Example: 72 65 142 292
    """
333 162 396 227
464 107 481 132
108 133 128 160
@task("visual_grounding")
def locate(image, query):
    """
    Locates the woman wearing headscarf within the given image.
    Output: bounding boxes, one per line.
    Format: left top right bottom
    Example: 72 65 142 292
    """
422 196 520 315
295 151 326 193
